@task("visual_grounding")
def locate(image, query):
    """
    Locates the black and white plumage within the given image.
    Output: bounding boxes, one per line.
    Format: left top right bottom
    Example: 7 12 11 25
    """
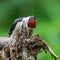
8 16 36 38
8 17 23 36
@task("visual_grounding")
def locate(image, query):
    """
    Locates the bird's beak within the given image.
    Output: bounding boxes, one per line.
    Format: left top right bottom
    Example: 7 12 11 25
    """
27 29 32 38
27 30 30 38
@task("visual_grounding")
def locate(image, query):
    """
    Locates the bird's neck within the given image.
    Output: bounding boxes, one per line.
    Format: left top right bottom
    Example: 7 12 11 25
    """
10 32 18 42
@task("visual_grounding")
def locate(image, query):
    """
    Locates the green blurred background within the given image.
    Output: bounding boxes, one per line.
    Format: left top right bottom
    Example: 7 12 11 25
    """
0 0 60 60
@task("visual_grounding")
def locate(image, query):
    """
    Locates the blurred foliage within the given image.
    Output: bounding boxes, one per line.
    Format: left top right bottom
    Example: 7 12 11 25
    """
0 0 60 60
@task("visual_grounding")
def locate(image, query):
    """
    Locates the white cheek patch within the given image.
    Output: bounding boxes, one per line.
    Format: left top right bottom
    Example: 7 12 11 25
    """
22 16 30 27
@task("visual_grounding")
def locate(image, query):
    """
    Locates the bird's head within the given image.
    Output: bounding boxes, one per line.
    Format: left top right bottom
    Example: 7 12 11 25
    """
28 16 36 29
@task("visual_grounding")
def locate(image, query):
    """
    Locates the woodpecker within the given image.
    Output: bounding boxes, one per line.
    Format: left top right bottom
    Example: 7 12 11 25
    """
5 16 36 59
9 16 36 38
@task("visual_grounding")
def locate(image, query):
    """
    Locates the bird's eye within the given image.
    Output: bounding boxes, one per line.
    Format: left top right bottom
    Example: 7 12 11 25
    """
28 17 36 28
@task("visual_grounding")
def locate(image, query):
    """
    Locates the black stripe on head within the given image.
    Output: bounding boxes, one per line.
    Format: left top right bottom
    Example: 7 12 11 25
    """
8 18 23 36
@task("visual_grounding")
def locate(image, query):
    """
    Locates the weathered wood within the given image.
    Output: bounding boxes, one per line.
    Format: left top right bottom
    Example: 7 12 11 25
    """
27 35 59 60
0 35 59 60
